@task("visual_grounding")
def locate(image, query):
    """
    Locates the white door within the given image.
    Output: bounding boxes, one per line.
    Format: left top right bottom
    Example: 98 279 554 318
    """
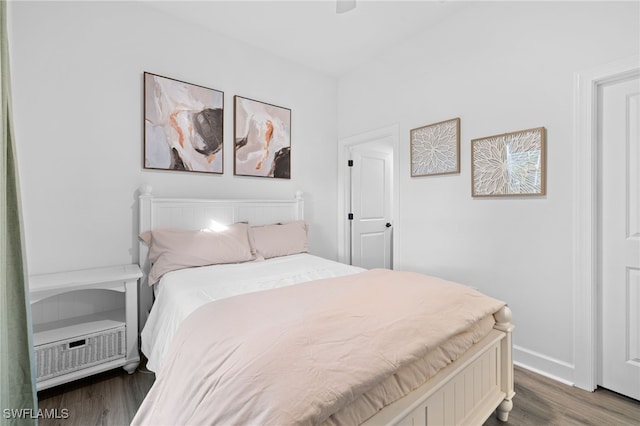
350 146 392 269
599 74 640 400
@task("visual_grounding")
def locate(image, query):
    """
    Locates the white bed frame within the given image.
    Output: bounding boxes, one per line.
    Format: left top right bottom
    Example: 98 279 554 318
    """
138 185 305 328
137 185 514 425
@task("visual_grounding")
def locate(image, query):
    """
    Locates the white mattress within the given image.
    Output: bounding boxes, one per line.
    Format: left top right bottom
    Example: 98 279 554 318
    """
141 253 365 372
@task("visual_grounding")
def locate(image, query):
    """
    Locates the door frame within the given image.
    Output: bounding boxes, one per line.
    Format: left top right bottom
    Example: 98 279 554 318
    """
573 55 640 391
337 124 399 267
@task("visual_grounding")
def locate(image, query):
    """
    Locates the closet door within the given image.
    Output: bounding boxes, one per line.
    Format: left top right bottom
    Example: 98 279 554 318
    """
599 74 640 401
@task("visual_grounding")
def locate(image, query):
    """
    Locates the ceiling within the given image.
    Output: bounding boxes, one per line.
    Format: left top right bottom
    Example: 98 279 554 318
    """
146 0 471 77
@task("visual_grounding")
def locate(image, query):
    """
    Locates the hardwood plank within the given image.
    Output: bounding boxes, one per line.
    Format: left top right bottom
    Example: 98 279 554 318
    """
37 365 154 426
37 365 639 425
483 367 640 426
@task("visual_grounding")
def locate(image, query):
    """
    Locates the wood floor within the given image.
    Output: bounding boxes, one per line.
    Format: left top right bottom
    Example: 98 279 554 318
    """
37 365 639 426
37 364 155 426
483 367 639 426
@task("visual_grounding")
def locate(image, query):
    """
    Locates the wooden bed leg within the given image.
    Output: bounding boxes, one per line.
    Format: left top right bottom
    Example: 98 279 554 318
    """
123 360 140 374
497 398 513 422
494 306 515 422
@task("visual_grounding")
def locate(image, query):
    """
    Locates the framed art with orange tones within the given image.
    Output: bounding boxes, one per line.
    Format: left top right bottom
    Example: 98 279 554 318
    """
234 96 291 179
144 72 224 174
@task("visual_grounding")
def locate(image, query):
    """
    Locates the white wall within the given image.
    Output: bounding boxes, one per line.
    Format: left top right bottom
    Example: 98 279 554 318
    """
9 1 339 275
11 0 640 386
338 1 640 383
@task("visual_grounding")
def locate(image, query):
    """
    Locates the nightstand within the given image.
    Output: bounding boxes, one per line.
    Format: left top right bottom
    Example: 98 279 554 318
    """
29 264 142 391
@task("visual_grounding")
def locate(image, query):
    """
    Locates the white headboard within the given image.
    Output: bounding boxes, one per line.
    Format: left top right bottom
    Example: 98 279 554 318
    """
137 184 304 329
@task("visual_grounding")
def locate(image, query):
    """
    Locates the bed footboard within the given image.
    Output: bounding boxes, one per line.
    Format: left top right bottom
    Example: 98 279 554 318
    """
362 306 515 426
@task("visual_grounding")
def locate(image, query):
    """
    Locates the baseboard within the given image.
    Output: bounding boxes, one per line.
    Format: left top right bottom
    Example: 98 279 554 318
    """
513 345 575 386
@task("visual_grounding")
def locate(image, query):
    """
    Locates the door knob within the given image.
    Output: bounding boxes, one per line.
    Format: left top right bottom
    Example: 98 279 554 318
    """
385 223 392 228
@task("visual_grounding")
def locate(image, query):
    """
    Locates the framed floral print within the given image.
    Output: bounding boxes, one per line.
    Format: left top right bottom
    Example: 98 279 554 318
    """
471 127 546 197
410 118 460 177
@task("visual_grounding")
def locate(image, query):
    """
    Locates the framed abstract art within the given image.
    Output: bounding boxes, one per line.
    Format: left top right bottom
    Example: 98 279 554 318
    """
144 72 224 174
234 96 291 179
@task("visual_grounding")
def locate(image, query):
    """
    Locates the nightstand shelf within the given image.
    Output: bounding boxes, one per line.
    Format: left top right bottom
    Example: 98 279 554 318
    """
30 264 141 391
32 308 125 345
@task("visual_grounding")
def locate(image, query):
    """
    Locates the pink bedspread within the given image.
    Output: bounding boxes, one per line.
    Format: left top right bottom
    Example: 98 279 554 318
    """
132 269 505 426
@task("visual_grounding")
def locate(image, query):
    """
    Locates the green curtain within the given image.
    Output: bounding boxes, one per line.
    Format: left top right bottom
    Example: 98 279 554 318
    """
0 0 37 425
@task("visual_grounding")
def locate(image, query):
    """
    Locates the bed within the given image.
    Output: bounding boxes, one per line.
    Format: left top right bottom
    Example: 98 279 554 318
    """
133 186 515 425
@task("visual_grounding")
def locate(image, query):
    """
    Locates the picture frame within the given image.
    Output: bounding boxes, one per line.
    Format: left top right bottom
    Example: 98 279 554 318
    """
144 72 224 174
234 96 291 179
410 117 460 177
471 126 546 197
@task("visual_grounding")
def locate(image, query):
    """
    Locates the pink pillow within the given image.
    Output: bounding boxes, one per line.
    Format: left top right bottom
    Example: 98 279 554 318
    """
140 223 255 285
250 221 308 259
